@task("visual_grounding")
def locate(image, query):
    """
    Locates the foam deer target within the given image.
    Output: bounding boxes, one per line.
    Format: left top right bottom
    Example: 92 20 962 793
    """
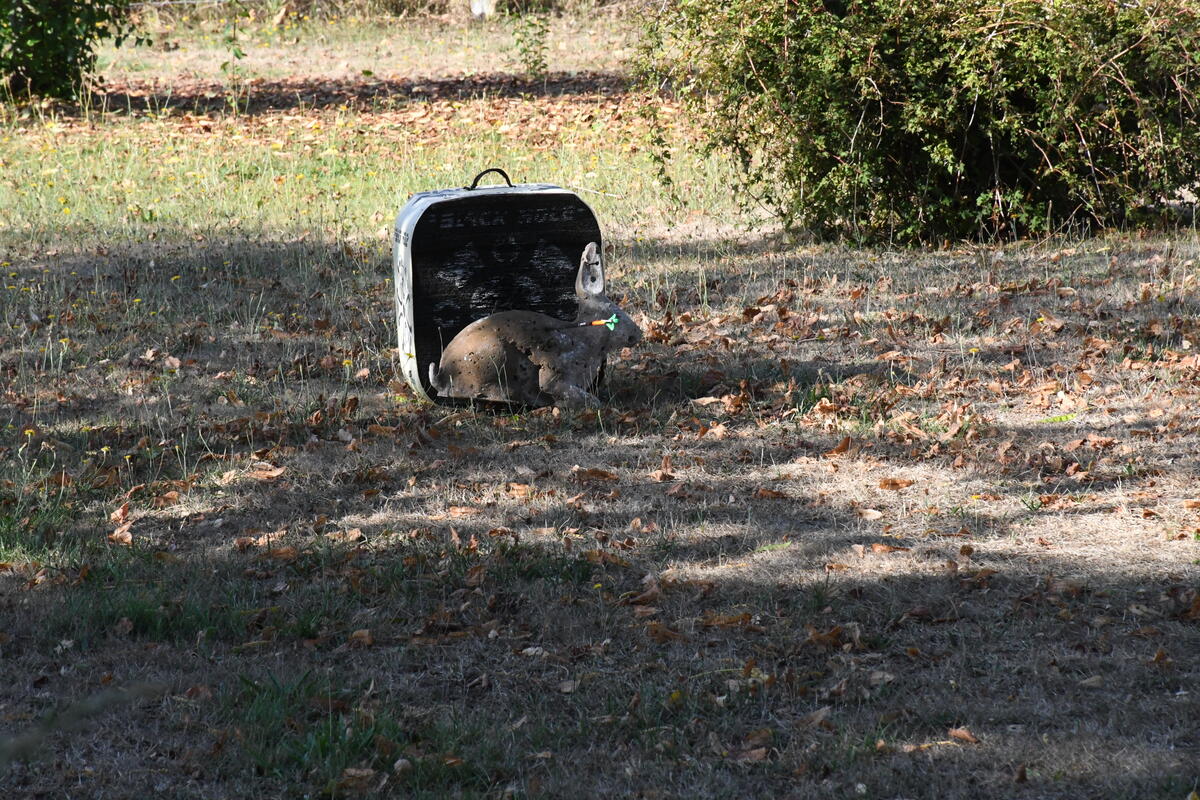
428 243 642 408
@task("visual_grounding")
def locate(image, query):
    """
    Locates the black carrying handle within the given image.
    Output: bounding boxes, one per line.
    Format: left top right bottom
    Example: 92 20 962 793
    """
466 168 514 190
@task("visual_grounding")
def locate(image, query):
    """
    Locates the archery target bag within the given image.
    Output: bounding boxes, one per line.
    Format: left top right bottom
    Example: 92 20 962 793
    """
392 168 603 403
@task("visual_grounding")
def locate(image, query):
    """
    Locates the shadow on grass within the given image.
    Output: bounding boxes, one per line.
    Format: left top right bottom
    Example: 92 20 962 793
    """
3 229 1199 797
77 71 630 117
5 517 1196 798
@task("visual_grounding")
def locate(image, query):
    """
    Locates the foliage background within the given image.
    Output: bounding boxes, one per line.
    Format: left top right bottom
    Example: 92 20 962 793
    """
0 0 142 98
640 0 1200 242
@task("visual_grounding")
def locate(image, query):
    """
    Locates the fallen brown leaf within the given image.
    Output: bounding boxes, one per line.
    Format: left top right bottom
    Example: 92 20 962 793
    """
264 546 298 562
627 576 660 605
702 612 752 629
665 483 695 499
326 527 365 544
334 766 376 794
184 684 213 701
629 517 659 533
826 436 852 456
742 728 773 748
249 463 286 481
109 502 130 524
805 625 843 648
108 522 133 546
447 506 482 518
734 747 768 762
571 465 619 482
40 470 72 489
464 564 487 587
582 549 629 567
948 726 979 744
153 490 181 508
799 705 833 729
645 622 686 643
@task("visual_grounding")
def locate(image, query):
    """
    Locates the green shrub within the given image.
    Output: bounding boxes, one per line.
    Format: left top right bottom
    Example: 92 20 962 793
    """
0 0 140 99
511 11 550 79
640 0 1200 242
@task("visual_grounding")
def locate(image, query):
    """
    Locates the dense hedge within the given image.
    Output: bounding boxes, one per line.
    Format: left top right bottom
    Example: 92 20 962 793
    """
1 0 139 99
641 0 1200 242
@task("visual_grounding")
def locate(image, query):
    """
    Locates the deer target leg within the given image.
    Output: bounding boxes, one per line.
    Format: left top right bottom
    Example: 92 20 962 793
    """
539 368 600 408
459 341 536 405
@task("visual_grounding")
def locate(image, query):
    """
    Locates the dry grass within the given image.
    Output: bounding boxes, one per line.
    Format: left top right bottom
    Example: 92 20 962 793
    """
2 12 1199 800
102 10 636 84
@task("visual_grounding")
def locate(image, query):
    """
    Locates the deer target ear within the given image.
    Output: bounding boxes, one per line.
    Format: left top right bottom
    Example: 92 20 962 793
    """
575 242 605 296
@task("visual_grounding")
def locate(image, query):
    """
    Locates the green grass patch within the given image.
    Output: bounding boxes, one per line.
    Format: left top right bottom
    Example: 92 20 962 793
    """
227 672 513 796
